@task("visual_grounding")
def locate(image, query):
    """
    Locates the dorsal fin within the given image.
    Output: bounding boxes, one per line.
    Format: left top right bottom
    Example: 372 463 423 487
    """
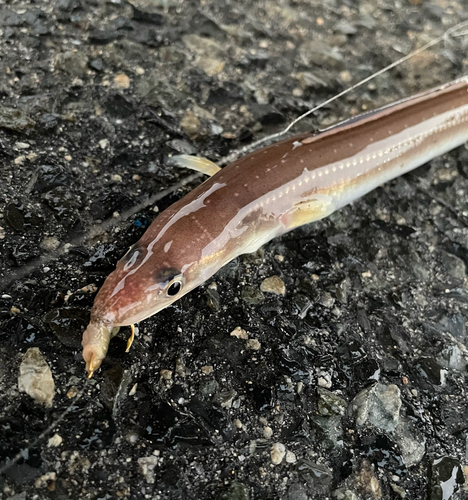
168 155 221 177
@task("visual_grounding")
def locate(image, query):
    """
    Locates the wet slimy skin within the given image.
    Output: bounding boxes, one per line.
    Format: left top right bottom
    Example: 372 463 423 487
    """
82 77 468 377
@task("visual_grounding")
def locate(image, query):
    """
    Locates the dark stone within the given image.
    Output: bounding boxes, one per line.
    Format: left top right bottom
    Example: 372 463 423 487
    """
100 363 125 411
11 243 40 266
4 203 24 232
191 11 227 41
238 50 270 69
131 5 165 25
56 0 81 12
205 84 244 107
0 8 23 27
32 165 71 194
249 103 285 125
104 93 134 119
416 357 445 386
89 191 135 219
23 9 50 35
241 286 264 304
78 410 116 450
43 308 89 349
221 482 249 500
89 58 104 72
296 459 333 493
43 186 82 219
187 398 232 439
359 434 406 476
287 483 308 500
140 401 212 448
83 244 117 271
278 346 311 382
247 385 273 412
439 313 466 341
205 287 221 311
0 107 34 131
89 30 124 44
429 457 464 500
38 113 60 129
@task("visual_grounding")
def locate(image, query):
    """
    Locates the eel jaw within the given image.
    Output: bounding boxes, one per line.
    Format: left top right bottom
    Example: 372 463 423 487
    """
82 322 116 378
83 350 101 379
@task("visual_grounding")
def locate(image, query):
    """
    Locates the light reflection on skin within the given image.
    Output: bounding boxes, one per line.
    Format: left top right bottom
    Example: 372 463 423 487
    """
147 182 227 252
109 182 227 301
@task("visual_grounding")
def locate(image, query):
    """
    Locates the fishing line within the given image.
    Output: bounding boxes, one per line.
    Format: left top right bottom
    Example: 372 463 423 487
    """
0 383 89 476
0 173 201 291
219 19 468 166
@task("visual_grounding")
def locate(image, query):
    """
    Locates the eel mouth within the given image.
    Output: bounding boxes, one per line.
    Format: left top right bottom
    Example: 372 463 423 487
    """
81 322 118 377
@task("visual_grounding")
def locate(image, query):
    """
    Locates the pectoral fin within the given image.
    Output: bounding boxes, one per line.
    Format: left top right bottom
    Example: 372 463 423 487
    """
283 194 335 230
168 155 221 177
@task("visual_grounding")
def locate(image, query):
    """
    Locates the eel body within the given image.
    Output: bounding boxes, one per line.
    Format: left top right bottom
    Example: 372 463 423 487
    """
82 76 468 376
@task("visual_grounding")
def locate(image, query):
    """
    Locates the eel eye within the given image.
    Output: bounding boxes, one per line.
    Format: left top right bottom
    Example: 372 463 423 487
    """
166 279 183 297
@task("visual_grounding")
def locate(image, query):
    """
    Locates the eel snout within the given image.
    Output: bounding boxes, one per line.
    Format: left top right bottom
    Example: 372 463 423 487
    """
82 322 116 378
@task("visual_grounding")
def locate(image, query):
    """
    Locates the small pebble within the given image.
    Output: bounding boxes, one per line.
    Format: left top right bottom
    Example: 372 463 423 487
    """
99 139 109 149
66 386 79 398
114 73 131 89
40 237 61 251
126 431 139 444
260 276 286 295
138 456 158 484
339 70 352 83
390 483 406 498
317 376 332 388
230 326 248 339
246 339 261 350
34 472 56 489
270 443 286 465
201 365 213 375
160 369 172 380
234 419 243 429
285 451 297 463
111 174 122 182
180 110 203 140
263 426 273 439
47 434 63 447
80 283 98 294
18 348 55 407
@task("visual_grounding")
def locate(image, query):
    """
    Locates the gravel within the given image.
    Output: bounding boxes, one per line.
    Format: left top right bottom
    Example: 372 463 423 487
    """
1 0 468 499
